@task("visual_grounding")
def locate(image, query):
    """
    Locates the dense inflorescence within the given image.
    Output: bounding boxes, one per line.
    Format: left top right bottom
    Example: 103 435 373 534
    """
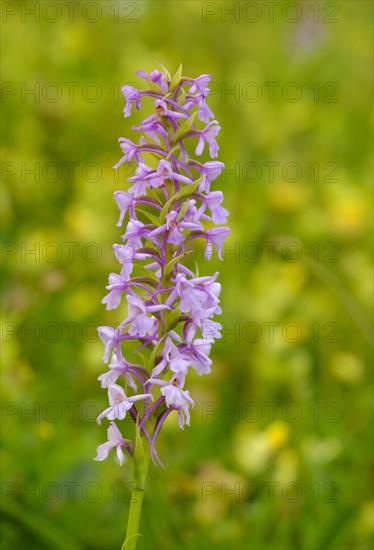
95 66 229 466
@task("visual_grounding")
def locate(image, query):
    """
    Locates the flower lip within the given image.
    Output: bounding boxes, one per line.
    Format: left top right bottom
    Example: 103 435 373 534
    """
156 104 165 116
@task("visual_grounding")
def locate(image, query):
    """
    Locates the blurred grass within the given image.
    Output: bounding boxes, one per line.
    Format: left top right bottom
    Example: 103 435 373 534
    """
1 1 373 549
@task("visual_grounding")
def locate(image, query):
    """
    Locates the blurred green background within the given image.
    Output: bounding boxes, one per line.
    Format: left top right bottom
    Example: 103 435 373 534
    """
1 1 373 549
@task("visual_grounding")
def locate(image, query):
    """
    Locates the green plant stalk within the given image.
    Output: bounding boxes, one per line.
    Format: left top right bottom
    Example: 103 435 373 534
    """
122 427 150 550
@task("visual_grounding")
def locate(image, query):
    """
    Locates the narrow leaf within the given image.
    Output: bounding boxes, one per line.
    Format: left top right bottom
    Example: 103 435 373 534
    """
172 111 197 144
193 260 200 278
150 334 167 366
177 200 191 221
166 144 182 160
130 276 158 288
136 208 162 225
136 247 161 259
164 250 193 279
170 63 183 92
165 307 182 333
160 178 202 223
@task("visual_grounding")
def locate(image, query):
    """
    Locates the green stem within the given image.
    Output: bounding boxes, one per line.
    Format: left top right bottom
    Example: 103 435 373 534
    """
122 433 150 550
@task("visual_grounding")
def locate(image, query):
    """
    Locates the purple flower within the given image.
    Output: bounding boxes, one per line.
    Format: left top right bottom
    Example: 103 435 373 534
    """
166 343 190 377
203 191 229 224
199 161 225 192
98 353 148 391
128 162 155 196
185 96 214 123
113 138 140 168
154 99 186 120
188 75 211 95
197 100 214 123
152 160 193 186
114 191 136 226
128 160 193 197
95 422 132 465
149 376 195 429
165 272 221 325
113 243 135 279
97 383 152 424
151 338 191 378
150 70 168 91
122 219 150 248
185 76 213 123
202 227 230 260
136 70 149 81
195 121 221 158
141 100 187 126
122 85 141 117
183 338 212 375
132 120 168 145
123 294 168 337
98 326 122 363
98 352 126 388
102 273 130 310
147 204 202 246
201 320 223 342
136 69 169 92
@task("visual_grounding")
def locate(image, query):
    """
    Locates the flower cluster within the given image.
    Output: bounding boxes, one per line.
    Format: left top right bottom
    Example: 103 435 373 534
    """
95 66 229 466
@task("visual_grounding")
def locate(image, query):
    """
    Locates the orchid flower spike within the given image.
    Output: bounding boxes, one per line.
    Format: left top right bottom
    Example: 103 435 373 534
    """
96 65 229 467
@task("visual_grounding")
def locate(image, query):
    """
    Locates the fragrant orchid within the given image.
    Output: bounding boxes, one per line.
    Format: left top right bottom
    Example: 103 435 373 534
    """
96 65 229 475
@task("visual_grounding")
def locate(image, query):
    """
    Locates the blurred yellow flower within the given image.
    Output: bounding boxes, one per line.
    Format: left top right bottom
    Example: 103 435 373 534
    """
329 351 364 384
269 182 310 211
234 422 289 475
267 421 290 451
